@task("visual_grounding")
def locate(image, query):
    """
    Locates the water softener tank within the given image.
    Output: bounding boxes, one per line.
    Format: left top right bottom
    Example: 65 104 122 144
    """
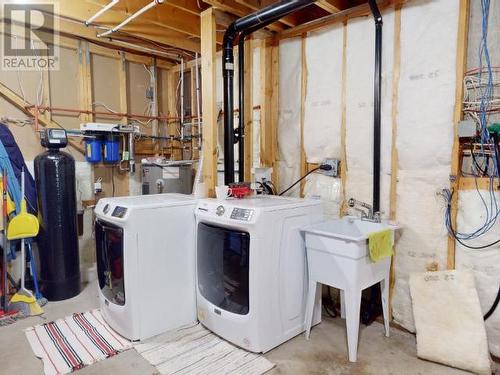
35 128 80 301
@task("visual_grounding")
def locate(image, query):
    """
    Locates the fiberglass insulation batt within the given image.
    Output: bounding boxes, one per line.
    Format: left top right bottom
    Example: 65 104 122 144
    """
302 25 344 214
391 0 459 332
303 25 343 164
277 0 499 356
277 38 302 195
456 190 500 357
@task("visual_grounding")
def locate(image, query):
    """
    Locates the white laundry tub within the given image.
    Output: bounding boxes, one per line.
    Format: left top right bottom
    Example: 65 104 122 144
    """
303 216 398 291
302 216 400 362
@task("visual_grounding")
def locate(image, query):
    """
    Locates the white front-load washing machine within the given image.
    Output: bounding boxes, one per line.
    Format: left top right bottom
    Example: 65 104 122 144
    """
94 193 197 341
195 195 323 353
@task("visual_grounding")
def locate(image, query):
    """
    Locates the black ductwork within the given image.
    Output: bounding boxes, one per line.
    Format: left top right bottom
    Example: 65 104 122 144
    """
238 37 245 182
223 0 315 184
368 0 383 213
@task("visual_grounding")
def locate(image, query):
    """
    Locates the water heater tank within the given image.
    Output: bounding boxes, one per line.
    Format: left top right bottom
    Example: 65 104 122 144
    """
35 129 80 301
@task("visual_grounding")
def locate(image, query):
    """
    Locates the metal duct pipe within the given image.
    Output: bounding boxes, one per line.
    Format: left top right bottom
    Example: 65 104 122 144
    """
223 0 315 184
368 0 383 213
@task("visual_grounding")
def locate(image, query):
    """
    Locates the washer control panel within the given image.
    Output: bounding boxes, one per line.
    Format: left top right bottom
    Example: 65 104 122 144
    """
230 208 254 221
112 206 128 218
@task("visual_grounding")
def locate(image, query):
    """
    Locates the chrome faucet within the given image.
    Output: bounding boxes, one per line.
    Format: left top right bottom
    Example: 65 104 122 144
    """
347 198 381 223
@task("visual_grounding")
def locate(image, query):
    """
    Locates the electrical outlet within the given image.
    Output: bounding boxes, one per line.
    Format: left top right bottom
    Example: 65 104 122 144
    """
94 181 102 194
253 167 273 183
322 158 341 177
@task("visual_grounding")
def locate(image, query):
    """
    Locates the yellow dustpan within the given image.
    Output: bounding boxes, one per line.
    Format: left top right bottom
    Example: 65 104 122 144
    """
6 200 39 240
6 171 39 241
6 169 43 316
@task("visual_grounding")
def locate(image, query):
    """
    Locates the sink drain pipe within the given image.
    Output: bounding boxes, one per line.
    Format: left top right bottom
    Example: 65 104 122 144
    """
368 0 383 213
223 0 315 184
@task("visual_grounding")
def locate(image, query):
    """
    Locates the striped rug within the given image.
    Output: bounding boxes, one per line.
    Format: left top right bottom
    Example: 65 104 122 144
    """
25 309 132 375
134 323 275 375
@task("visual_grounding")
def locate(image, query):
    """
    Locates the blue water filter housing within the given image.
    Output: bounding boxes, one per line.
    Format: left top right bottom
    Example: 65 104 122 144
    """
86 137 102 163
104 134 120 163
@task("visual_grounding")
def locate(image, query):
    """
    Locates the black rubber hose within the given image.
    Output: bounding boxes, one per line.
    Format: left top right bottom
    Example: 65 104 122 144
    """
484 285 500 320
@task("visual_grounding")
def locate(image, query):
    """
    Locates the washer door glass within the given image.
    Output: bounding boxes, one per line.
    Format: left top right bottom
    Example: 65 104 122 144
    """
197 223 250 315
95 220 125 306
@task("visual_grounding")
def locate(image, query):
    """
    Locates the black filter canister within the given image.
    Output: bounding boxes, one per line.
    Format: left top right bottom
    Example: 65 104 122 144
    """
35 131 80 301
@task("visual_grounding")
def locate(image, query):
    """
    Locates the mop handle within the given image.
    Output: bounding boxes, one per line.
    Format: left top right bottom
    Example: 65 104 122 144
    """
21 168 25 199
20 169 25 291
20 239 25 291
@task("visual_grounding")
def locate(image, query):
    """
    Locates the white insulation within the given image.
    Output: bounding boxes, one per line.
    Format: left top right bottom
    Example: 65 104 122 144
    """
277 0 467 336
456 190 500 357
277 38 302 194
345 11 394 218
409 270 492 375
303 25 344 164
392 0 459 331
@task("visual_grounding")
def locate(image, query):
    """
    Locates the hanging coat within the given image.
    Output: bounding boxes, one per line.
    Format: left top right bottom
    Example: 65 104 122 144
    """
0 123 37 215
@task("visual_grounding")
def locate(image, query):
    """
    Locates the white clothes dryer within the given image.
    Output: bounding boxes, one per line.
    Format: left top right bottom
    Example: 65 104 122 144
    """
195 196 323 353
94 193 197 341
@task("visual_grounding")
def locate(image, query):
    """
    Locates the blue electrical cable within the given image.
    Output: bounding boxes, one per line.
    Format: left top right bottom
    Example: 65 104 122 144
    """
445 0 500 247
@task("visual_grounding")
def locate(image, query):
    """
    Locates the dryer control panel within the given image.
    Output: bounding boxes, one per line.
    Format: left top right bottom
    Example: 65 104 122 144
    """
230 208 254 221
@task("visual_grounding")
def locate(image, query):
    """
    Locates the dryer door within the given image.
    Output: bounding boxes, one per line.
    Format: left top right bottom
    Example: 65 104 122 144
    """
197 223 250 315
95 220 125 306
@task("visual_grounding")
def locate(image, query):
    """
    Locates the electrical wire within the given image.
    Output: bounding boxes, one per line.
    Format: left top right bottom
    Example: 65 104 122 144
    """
454 0 500 251
279 165 333 196
442 188 500 249
279 167 320 196
484 288 500 320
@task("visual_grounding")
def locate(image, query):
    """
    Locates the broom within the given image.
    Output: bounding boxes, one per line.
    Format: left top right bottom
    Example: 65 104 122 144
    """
7 169 42 316
8 239 43 316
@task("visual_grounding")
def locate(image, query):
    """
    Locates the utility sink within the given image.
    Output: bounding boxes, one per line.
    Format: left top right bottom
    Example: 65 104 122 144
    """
302 217 401 363
302 216 399 260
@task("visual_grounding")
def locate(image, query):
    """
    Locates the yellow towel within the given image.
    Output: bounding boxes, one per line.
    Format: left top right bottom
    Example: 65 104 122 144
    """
368 229 393 262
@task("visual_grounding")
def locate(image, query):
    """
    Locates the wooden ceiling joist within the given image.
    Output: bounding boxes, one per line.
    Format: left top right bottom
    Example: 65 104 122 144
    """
28 2 202 53
58 2 199 38
10 0 381 60
316 0 342 13
280 0 409 39
160 0 208 15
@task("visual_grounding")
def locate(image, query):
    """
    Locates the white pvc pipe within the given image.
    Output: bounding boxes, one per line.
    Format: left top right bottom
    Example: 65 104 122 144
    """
97 0 164 38
85 0 120 26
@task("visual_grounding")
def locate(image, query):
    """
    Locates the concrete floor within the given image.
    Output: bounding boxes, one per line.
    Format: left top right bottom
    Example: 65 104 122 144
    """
0 283 497 375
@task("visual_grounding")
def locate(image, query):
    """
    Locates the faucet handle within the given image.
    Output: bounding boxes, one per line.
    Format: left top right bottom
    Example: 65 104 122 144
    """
348 198 356 208
373 211 383 223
